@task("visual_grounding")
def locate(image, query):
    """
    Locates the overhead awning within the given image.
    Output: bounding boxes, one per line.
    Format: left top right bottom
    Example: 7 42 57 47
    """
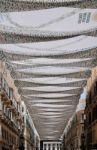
0 34 97 140
0 8 97 43
0 35 97 57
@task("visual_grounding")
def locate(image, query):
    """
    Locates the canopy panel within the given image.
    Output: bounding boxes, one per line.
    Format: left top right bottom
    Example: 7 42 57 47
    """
0 33 97 139
0 8 97 43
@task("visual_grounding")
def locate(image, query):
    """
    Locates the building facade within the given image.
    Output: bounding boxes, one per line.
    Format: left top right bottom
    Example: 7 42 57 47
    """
64 107 85 150
62 66 97 150
85 66 97 150
21 101 40 150
0 61 40 150
0 62 24 150
43 141 61 150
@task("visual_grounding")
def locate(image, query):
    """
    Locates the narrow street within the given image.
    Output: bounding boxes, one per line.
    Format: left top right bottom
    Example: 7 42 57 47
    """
0 1 97 150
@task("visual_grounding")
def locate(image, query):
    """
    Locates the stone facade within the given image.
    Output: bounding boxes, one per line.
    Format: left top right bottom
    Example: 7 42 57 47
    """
85 66 97 150
63 109 85 150
0 61 40 150
0 62 23 150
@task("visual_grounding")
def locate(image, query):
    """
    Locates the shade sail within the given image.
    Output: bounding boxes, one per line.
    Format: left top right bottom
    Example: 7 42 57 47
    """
22 86 81 91
4 47 97 59
28 101 75 105
23 93 77 98
10 57 96 68
10 58 93 65
0 0 96 12
16 66 90 75
0 8 97 43
0 36 97 58
20 86 82 95
12 70 91 79
14 77 87 87
0 34 97 140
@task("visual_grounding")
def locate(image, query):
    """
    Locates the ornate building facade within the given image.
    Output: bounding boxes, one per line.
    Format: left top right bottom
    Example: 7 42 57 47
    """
0 62 23 150
63 99 86 150
85 66 97 150
0 0 97 148
21 101 40 150
43 141 61 150
0 61 40 150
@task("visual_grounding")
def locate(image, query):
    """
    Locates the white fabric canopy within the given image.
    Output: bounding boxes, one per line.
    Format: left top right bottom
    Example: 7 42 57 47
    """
21 86 81 92
15 77 86 84
0 8 97 43
0 36 97 57
0 14 97 139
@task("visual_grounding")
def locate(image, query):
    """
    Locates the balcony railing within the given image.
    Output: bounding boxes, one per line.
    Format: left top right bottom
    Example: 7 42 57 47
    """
0 89 19 115
0 110 21 134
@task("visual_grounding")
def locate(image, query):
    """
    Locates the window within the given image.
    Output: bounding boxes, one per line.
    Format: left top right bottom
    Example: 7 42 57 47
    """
9 88 13 100
2 127 4 139
44 144 46 150
94 81 97 95
92 106 97 122
2 77 5 89
57 144 60 150
86 92 91 104
89 112 91 125
17 103 20 112
22 106 24 112
81 126 84 133
1 74 3 88
80 113 84 123
52 144 55 150
48 144 50 150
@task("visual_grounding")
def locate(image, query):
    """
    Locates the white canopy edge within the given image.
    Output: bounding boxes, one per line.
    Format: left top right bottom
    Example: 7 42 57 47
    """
0 8 97 43
1 36 97 55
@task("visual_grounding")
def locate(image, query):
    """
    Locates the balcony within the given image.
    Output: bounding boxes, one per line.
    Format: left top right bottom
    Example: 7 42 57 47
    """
10 105 17 114
0 110 6 120
0 110 19 132
0 111 12 128
10 121 19 133
0 89 12 106
16 112 23 123
0 89 9 100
